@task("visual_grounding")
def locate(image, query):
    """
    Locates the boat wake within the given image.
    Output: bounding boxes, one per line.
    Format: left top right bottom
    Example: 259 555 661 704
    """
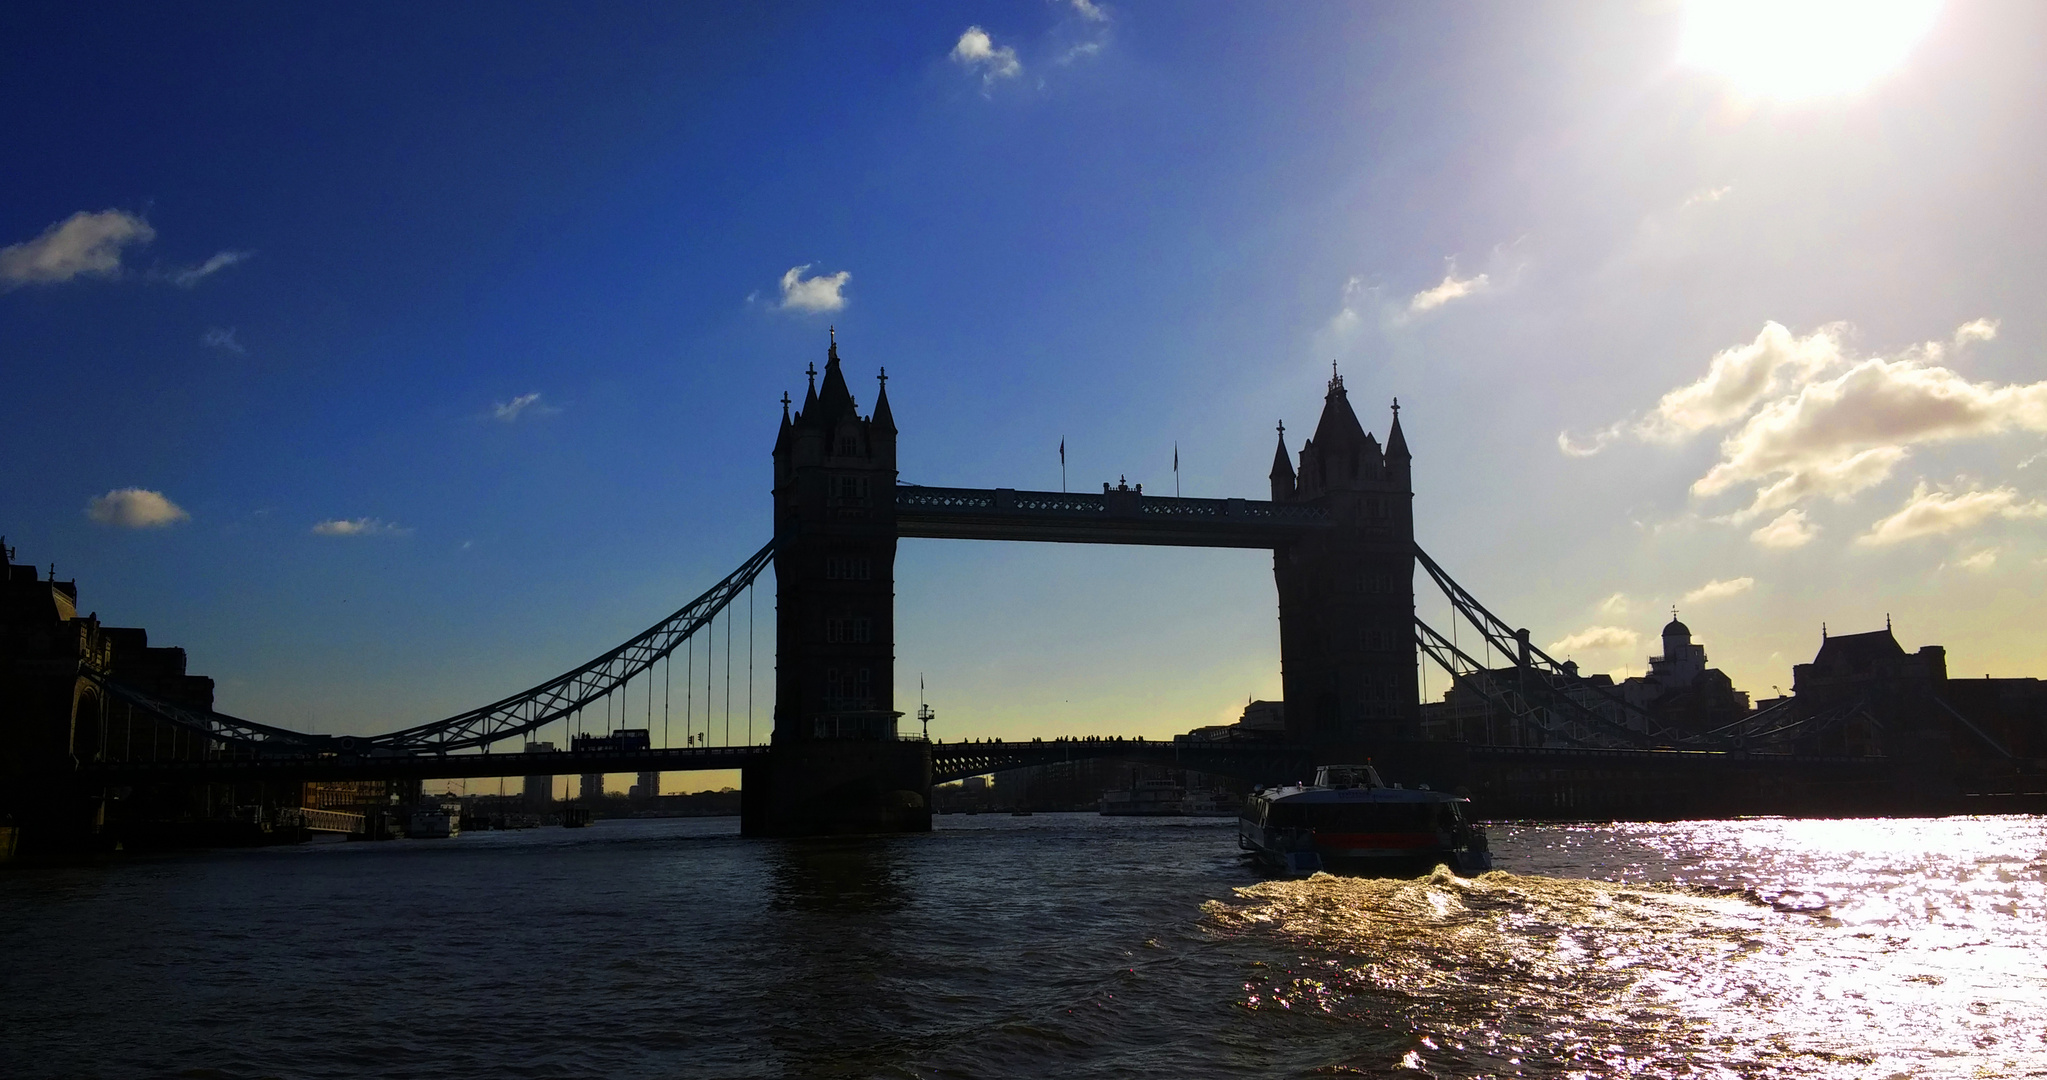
1203 865 2044 1077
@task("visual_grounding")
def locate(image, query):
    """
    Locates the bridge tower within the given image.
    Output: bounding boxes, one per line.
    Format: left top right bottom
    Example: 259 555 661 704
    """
1269 371 1418 746
743 333 930 836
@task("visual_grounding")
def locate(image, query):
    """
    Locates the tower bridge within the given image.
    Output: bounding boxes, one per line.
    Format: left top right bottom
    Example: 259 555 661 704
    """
8 334 2027 853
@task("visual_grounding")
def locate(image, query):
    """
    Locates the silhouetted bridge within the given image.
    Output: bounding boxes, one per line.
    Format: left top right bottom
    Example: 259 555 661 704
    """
61 341 2008 835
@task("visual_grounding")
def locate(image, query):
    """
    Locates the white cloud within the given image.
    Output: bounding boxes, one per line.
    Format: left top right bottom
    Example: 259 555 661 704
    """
1681 576 1755 603
1636 322 1844 443
1547 625 1640 656
171 249 252 288
312 517 409 537
0 210 155 289
1697 354 2047 509
951 26 1021 83
492 392 553 422
1749 508 1820 549
1407 270 1488 314
777 264 850 313
1683 185 1733 207
85 488 190 528
1953 318 1999 345
1069 0 1109 22
1857 482 2047 546
1953 547 1999 572
202 327 245 354
1599 592 1630 615
1564 319 2047 524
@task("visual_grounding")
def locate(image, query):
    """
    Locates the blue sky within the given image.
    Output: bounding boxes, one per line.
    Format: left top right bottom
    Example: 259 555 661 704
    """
5 1 2045 782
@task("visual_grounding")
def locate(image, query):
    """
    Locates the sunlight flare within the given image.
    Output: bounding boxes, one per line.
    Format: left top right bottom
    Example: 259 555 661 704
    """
1677 0 1942 99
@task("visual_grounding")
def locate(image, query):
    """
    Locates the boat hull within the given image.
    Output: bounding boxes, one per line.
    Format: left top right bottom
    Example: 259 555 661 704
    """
1238 821 1491 876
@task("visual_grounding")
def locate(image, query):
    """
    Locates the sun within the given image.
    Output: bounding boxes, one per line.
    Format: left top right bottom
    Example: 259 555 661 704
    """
1677 0 1943 100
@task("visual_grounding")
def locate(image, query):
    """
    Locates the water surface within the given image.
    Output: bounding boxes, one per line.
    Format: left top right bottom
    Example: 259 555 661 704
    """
3 814 2042 1078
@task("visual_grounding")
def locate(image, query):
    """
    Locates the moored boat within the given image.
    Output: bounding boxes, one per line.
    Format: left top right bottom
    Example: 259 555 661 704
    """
1239 764 1490 876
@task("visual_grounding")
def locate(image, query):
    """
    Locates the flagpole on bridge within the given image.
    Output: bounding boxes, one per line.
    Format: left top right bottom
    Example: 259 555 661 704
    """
1059 438 1066 492
1173 442 1180 497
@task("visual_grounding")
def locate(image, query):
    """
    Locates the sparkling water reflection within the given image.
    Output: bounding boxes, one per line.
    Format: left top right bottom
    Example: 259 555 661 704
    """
1 814 2041 1078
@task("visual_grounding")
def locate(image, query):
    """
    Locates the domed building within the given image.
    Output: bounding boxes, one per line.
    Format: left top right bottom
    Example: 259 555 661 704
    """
1617 612 1750 734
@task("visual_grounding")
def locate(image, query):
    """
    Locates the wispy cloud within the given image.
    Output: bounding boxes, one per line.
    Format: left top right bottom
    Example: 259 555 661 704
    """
951 26 1021 85
1323 275 1374 339
0 210 155 290
171 249 253 288
1857 482 2047 546
1681 576 1754 604
492 392 555 422
777 264 850 313
1407 270 1488 315
1548 625 1640 655
202 327 245 354
85 488 189 528
1682 185 1733 207
312 517 410 537
1952 547 1999 572
1749 508 1819 549
1068 0 1109 22
1599 592 1630 615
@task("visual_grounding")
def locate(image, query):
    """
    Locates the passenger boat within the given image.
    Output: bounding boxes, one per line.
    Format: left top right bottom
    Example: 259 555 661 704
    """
1239 764 1491 876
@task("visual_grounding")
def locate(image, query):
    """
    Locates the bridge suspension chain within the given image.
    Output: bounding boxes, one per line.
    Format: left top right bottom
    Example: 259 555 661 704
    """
1411 544 1693 748
85 542 775 758
375 541 774 753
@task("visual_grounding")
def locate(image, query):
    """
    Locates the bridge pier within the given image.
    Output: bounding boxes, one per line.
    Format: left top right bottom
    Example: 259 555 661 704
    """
740 740 932 837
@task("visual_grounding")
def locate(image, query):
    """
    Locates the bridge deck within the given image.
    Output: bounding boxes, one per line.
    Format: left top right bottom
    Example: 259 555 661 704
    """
82 744 768 786
895 486 1331 548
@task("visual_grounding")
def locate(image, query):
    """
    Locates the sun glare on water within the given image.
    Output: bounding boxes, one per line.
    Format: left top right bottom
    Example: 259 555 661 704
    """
1678 0 1943 99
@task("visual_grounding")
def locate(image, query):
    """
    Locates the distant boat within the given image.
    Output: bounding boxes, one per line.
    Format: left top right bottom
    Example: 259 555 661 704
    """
407 803 461 839
1100 779 1186 816
1009 810 1033 817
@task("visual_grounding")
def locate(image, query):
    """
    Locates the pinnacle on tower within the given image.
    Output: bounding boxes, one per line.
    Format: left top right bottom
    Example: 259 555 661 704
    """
1269 420 1296 498
1386 398 1410 462
816 331 856 422
873 366 896 433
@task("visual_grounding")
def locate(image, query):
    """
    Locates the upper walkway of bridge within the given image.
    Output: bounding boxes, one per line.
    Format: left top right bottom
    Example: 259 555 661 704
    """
895 485 1332 548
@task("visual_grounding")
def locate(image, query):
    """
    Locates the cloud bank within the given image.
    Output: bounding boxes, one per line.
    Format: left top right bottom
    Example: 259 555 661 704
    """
85 488 190 528
1562 319 2047 531
1 210 155 289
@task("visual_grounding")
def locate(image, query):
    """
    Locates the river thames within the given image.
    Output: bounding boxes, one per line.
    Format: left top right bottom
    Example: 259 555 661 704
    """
3 813 2043 1078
